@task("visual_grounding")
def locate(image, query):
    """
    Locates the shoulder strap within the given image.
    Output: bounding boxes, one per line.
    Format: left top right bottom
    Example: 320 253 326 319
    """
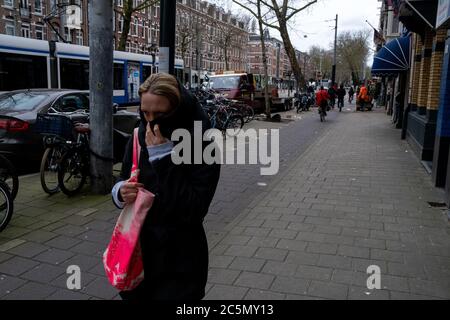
131 127 141 173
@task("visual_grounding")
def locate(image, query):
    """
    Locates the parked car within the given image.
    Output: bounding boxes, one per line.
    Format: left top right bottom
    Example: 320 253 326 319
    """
0 89 140 172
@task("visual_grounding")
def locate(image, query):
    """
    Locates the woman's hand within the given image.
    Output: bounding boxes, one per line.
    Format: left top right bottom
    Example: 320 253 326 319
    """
146 123 167 147
119 182 144 204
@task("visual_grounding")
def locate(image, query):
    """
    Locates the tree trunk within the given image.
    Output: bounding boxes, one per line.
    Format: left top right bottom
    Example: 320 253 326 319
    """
278 21 304 90
224 47 229 71
257 0 271 119
118 1 132 51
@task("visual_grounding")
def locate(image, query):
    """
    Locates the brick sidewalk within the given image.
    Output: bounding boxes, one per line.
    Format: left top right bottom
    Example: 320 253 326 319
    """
204 109 450 300
1 107 449 300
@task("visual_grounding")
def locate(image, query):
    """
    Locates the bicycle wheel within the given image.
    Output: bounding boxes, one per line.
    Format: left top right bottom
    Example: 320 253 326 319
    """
40 147 62 195
243 105 254 123
0 181 13 232
0 154 19 200
225 115 244 137
58 149 88 196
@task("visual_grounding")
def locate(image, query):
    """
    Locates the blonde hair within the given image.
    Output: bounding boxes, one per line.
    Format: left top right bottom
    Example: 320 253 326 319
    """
138 73 180 108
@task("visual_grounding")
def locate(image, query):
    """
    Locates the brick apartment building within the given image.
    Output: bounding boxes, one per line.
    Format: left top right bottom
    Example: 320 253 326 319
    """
0 0 249 86
248 29 312 89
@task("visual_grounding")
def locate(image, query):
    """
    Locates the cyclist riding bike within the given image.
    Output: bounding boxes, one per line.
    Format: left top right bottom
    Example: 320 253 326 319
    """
337 84 346 112
316 86 330 121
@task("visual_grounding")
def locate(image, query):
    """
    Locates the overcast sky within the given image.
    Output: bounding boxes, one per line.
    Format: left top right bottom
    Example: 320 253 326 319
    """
226 0 381 63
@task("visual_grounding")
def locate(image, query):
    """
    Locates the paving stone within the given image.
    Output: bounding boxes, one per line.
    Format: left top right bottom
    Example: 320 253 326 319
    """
285 251 320 266
224 245 258 258
296 265 333 281
317 254 352 270
209 255 235 269
0 256 39 276
77 230 111 244
2 281 57 300
21 230 59 243
51 271 97 290
338 245 370 259
205 284 248 300
0 227 31 239
70 241 106 257
307 281 348 300
0 252 12 263
306 242 338 255
348 286 390 300
33 248 75 265
244 289 285 300
261 261 299 277
83 277 118 300
268 228 298 240
0 239 27 252
276 239 307 252
61 254 101 272
0 275 27 298
247 236 279 248
371 249 405 263
21 263 66 283
331 269 368 287
254 247 288 261
228 257 266 273
408 278 450 299
270 276 309 295
7 241 48 258
45 289 92 300
208 268 241 285
45 235 83 250
234 272 275 290
390 291 443 300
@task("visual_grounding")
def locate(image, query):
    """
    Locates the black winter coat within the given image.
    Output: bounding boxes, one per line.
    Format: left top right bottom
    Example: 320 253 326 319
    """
117 84 221 301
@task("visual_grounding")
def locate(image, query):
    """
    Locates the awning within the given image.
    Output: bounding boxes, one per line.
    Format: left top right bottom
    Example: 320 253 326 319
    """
371 36 411 76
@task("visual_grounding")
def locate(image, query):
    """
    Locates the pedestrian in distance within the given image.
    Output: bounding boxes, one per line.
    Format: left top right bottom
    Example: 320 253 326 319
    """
111 73 221 300
348 86 355 104
357 84 371 112
328 84 337 109
337 84 346 112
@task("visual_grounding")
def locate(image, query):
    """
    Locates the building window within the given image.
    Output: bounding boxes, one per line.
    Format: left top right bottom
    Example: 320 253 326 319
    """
34 0 42 14
76 30 83 45
119 15 124 33
35 24 43 40
20 0 29 8
5 20 15 36
21 24 30 38
4 0 13 7
134 18 138 36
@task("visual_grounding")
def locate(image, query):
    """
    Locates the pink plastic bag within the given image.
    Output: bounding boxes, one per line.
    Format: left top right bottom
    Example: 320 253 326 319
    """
103 128 154 291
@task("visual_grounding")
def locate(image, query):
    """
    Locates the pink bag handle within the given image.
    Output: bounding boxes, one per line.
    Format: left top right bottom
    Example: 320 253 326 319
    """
131 127 141 177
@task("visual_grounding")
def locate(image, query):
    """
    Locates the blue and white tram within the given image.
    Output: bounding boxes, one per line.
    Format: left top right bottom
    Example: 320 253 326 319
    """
0 34 184 106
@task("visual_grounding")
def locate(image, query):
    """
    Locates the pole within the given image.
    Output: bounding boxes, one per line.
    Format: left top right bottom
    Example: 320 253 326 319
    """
88 0 114 194
159 0 176 75
276 42 281 84
332 14 338 85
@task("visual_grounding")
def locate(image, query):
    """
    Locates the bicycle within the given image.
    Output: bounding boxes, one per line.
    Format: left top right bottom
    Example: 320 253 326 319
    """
35 111 89 195
57 123 91 196
0 180 14 232
0 154 19 201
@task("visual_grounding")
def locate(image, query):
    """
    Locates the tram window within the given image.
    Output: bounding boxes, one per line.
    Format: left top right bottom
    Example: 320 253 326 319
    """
142 65 152 81
0 52 48 91
60 58 89 90
113 63 124 90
